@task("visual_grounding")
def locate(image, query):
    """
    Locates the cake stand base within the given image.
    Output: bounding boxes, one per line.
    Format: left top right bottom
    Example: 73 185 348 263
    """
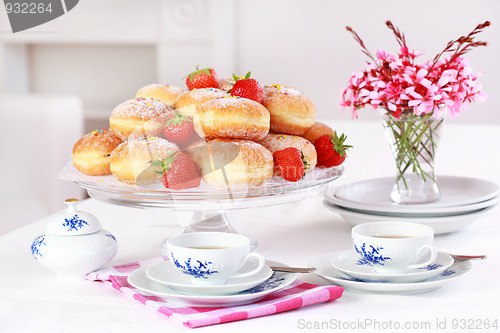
160 210 258 255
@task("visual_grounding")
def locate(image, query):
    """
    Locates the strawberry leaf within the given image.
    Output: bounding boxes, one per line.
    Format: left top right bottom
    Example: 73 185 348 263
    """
301 150 310 170
232 72 251 82
151 159 165 175
185 65 213 81
151 159 163 167
201 68 212 76
185 65 201 80
153 151 182 175
329 133 353 158
165 112 192 127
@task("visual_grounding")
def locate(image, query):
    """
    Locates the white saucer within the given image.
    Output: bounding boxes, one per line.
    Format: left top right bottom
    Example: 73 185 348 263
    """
145 260 273 295
310 252 471 294
324 202 497 235
331 250 454 283
327 176 499 215
128 260 296 307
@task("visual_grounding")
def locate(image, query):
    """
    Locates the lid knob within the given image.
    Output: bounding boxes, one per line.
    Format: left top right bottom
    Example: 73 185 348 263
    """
45 198 102 236
65 198 79 214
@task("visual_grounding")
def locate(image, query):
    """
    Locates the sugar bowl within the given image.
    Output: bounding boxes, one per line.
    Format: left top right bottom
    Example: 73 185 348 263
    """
31 198 118 279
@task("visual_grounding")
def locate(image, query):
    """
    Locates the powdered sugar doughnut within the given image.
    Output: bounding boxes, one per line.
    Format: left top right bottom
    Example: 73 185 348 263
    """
173 88 228 117
262 84 316 135
302 121 336 144
186 138 273 187
258 133 317 172
193 97 270 141
109 137 179 185
109 97 174 141
72 129 123 176
136 84 186 107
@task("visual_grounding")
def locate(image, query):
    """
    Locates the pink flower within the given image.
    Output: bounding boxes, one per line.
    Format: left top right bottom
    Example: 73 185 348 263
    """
399 47 422 60
376 50 396 62
405 83 441 115
340 23 488 119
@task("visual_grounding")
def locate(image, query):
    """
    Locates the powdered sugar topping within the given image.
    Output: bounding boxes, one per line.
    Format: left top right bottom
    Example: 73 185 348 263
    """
111 97 171 119
264 84 301 96
182 88 228 102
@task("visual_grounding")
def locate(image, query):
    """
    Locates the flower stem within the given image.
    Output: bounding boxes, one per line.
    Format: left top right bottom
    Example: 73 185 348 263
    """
383 112 442 191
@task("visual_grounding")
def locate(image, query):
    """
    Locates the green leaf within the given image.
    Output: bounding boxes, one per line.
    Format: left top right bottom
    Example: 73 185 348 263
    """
165 112 193 127
232 72 251 82
151 159 163 166
201 68 212 76
329 132 353 158
184 65 213 81
301 150 310 170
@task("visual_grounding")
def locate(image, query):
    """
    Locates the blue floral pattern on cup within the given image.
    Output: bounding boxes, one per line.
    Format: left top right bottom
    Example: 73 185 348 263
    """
170 252 219 279
63 214 88 231
354 243 391 266
31 234 46 259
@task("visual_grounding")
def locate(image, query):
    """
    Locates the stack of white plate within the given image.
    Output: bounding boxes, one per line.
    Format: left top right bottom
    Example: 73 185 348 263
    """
324 176 498 234
127 260 297 307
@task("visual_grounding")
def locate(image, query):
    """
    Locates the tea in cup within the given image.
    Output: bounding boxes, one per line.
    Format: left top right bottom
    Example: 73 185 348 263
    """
166 232 265 285
351 222 437 274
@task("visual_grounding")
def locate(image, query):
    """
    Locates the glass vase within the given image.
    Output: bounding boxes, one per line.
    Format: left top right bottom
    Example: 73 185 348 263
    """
381 111 444 204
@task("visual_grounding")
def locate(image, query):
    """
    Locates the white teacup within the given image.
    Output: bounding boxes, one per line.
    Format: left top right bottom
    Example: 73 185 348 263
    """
351 222 437 274
166 232 265 285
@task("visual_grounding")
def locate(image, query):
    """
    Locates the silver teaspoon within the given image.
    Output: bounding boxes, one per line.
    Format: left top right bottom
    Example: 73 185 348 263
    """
270 266 316 273
450 254 486 262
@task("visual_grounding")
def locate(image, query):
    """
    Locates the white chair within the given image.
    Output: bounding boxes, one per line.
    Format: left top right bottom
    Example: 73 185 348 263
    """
0 94 85 234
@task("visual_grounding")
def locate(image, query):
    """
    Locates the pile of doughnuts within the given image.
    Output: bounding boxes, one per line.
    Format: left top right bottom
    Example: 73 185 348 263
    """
72 70 340 188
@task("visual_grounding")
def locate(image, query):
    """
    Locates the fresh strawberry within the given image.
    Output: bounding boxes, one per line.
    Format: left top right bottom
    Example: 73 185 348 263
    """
185 66 219 90
163 112 194 147
153 151 201 190
314 133 352 167
230 72 263 103
273 147 308 182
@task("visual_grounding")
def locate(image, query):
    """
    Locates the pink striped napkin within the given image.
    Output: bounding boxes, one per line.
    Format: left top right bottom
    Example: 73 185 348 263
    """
86 257 343 328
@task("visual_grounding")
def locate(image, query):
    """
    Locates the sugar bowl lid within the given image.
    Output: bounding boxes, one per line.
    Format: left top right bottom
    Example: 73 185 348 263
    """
45 199 102 236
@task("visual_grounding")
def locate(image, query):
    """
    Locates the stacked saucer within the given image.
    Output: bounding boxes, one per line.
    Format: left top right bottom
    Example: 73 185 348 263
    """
324 176 498 234
330 250 454 283
127 260 297 307
309 251 471 294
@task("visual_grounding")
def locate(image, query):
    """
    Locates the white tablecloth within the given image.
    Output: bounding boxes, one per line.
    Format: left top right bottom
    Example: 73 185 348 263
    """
1 120 499 332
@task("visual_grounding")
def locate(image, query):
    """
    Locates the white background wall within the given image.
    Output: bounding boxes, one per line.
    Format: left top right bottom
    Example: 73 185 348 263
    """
1 0 499 127
236 0 500 124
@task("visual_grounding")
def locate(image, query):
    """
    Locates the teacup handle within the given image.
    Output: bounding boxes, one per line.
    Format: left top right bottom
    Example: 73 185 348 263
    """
407 245 438 269
230 252 266 278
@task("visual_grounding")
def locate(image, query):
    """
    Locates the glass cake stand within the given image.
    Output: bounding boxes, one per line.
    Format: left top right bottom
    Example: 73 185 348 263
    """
70 165 343 251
